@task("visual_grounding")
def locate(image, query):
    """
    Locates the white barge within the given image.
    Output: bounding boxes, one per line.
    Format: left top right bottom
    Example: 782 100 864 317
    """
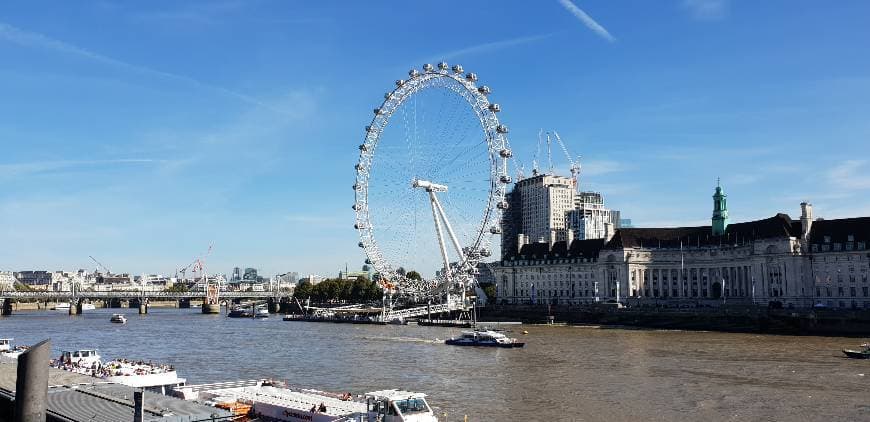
53 349 185 394
175 379 438 421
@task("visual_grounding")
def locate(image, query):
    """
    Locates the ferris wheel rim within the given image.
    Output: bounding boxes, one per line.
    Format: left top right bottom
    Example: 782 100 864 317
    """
353 63 512 295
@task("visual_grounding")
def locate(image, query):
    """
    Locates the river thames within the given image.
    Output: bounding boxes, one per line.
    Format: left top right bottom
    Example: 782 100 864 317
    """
2 307 868 421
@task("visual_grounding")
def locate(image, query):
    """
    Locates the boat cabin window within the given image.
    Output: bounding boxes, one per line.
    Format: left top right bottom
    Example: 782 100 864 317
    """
0 339 9 345
393 398 429 414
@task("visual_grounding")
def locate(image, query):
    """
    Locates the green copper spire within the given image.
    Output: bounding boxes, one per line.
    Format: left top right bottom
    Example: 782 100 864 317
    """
712 178 728 236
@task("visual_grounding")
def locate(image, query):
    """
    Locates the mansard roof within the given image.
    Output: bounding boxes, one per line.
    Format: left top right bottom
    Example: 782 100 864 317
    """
509 238 605 261
605 213 799 249
809 217 870 245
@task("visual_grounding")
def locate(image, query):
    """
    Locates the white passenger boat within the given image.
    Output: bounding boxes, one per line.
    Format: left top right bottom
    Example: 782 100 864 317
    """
255 308 269 319
57 349 102 367
53 302 96 311
110 314 127 324
445 329 525 348
53 350 185 394
0 338 28 358
176 379 438 421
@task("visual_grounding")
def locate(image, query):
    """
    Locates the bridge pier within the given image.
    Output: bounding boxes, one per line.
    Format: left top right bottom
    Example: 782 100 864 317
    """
68 300 81 316
138 298 148 314
178 298 191 309
278 297 292 314
267 298 278 314
201 303 220 314
2 298 12 316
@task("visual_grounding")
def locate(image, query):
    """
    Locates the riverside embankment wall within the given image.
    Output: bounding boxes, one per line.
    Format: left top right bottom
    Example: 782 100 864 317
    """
479 305 870 337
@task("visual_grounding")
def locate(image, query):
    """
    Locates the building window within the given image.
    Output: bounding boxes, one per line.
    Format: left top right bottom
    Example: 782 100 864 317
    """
838 287 844 296
863 287 869 297
851 287 857 297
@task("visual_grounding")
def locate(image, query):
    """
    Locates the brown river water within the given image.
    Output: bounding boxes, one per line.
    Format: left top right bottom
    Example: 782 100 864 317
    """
2 307 869 421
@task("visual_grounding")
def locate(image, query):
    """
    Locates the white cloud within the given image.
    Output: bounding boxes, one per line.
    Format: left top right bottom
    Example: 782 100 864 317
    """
827 160 870 190
682 0 729 21
0 159 165 179
557 0 616 42
581 159 627 176
0 22 287 114
421 33 553 64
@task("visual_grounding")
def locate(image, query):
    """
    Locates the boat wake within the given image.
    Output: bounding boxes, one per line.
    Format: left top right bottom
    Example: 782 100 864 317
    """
362 336 443 345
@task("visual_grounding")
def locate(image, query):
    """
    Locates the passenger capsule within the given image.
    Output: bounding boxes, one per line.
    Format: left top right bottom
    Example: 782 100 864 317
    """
365 258 373 265
355 163 362 170
352 204 358 210
499 148 512 158
409 69 419 77
488 103 501 112
354 223 365 230
452 64 464 74
465 73 478 82
384 92 392 99
359 144 368 151
496 124 508 134
423 63 434 72
497 201 509 210
500 175 512 184
395 79 405 86
478 86 491 95
480 249 491 257
490 226 502 234
358 242 365 248
437 61 448 70
373 108 381 115
352 183 359 190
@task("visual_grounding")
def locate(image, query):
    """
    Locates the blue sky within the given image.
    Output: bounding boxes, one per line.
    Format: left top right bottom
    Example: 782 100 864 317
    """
2 1 869 277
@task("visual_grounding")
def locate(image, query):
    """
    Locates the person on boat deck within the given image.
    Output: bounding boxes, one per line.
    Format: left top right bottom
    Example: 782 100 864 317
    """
319 403 327 412
310 405 317 413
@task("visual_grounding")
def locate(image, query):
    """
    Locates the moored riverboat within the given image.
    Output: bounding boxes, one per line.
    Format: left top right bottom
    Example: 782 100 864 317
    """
52 349 185 394
110 313 127 324
0 338 28 359
175 379 438 421
445 329 524 348
843 343 870 359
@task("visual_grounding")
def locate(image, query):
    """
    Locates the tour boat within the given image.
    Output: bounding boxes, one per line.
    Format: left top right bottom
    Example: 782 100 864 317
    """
176 379 439 422
0 338 28 359
843 343 870 359
57 349 102 367
110 314 127 324
254 308 269 318
53 302 96 311
100 358 187 394
53 350 185 394
445 329 525 348
228 306 253 318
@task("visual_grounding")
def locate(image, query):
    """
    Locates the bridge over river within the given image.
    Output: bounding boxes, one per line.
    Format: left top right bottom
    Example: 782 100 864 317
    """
0 290 293 316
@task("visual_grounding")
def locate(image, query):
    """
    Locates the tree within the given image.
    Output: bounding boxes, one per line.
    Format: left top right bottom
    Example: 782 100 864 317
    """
406 271 422 281
294 281 313 299
164 283 189 293
482 284 497 301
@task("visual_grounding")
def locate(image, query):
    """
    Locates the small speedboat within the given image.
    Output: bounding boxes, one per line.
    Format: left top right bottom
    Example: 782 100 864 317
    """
254 308 269 319
110 314 127 324
843 343 870 359
445 329 525 348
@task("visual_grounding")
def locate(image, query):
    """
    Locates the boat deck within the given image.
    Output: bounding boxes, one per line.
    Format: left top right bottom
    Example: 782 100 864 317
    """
198 384 367 418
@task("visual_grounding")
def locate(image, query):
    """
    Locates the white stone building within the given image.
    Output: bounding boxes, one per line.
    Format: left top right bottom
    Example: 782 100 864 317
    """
566 191 620 241
494 184 870 309
0 271 17 290
517 174 576 244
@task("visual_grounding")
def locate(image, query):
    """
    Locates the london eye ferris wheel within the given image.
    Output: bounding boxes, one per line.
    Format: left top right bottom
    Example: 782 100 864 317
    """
353 62 513 302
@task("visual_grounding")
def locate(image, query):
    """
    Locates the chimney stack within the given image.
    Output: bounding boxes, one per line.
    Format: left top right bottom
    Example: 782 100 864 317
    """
604 222 615 243
800 202 813 251
566 228 574 247
549 229 556 251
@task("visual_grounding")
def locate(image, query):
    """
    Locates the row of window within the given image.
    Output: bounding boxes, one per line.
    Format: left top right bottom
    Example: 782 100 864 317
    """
816 286 870 297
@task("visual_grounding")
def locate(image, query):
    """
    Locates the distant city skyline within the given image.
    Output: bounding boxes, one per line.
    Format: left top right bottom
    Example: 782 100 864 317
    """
2 1 870 276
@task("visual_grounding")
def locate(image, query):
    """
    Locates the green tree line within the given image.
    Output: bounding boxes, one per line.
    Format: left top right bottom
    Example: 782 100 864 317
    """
293 277 382 303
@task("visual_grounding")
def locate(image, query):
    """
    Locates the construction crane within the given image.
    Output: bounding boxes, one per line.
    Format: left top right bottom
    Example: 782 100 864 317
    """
551 130 581 191
89 255 111 275
176 243 214 280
